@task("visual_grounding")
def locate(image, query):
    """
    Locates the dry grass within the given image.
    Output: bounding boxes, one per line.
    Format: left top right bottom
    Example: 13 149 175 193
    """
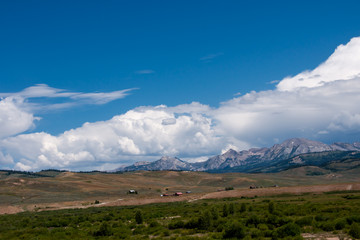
1 167 360 214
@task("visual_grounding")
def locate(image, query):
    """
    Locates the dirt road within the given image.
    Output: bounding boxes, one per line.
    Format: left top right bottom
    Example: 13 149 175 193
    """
1 182 359 215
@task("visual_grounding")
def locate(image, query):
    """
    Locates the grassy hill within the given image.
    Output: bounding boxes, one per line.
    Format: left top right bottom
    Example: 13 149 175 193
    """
1 165 360 214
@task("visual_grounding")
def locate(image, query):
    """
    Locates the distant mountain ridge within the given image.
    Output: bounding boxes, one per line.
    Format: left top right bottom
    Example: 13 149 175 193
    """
118 138 360 173
122 156 193 171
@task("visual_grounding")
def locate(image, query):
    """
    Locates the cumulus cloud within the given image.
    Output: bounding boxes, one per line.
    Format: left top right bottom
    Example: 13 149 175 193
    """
162 118 176 125
214 77 360 146
1 37 360 171
277 37 360 91
0 85 134 140
0 102 223 171
0 97 37 139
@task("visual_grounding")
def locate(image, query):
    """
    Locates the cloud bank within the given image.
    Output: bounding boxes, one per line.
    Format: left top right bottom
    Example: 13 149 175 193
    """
1 37 360 171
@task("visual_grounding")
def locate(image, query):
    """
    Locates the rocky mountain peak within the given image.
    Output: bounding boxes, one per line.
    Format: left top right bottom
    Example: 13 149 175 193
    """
120 138 360 173
159 156 179 162
222 149 239 157
133 161 151 167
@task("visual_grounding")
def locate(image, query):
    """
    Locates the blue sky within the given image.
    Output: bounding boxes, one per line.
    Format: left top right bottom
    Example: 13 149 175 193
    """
1 1 360 171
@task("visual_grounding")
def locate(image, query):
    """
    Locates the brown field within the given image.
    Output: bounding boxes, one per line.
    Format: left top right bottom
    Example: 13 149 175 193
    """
1 167 360 215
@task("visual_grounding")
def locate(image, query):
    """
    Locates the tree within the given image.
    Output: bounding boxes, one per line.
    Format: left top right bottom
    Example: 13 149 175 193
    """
135 210 143 224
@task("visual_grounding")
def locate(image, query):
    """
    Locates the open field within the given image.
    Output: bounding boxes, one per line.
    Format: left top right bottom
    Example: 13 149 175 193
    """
1 166 360 214
1 188 360 239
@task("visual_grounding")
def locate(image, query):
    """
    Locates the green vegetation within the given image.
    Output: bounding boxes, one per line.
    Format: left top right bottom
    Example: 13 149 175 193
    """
0 191 360 239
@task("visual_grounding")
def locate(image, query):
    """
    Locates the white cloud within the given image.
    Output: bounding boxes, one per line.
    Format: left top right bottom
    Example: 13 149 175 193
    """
1 37 360 171
0 97 37 139
0 151 13 165
0 102 223 171
277 37 360 91
0 85 134 141
162 118 176 125
214 77 360 146
0 84 134 110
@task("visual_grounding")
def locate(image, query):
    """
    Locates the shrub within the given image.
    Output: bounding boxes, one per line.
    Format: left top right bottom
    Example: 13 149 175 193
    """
223 221 246 239
268 202 275 214
296 216 313 227
198 211 212 230
335 219 347 230
184 218 198 229
349 223 360 239
240 203 246 213
222 204 229 217
276 222 301 238
258 223 268 231
320 221 335 231
211 206 219 220
250 228 263 238
168 220 184 229
135 210 143 224
229 203 235 215
347 215 360 225
246 214 260 227
93 222 112 236
149 220 160 228
315 214 329 222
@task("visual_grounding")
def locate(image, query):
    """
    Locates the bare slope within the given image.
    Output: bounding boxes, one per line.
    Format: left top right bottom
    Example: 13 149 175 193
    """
1 166 360 214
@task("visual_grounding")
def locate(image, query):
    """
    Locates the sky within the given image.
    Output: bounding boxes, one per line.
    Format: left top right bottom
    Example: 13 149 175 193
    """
1 1 360 171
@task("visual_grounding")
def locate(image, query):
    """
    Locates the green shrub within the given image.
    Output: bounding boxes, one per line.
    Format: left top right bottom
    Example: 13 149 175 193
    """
223 221 246 239
268 202 275 214
229 203 235 215
315 214 329 222
211 206 219 220
250 227 263 238
168 220 185 229
276 222 301 238
135 210 143 224
184 218 198 229
320 221 335 231
198 210 212 230
347 215 360 225
349 223 360 239
335 219 347 230
222 204 229 217
240 203 246 213
93 222 112 236
296 216 313 227
246 214 260 227
149 220 160 228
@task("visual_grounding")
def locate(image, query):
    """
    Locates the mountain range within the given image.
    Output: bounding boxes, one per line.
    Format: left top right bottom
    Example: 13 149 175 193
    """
118 138 360 173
